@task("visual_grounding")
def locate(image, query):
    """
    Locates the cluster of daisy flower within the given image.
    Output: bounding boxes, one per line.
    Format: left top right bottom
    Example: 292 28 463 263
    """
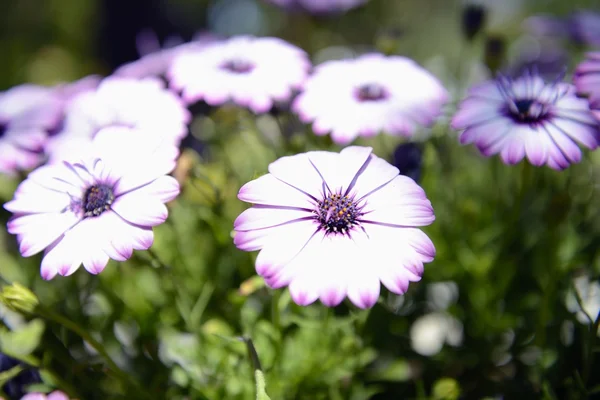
2 12 600 311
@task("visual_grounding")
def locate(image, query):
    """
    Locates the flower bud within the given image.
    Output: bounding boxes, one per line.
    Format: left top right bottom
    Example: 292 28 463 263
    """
0 283 39 314
484 35 506 74
393 142 423 183
461 4 487 41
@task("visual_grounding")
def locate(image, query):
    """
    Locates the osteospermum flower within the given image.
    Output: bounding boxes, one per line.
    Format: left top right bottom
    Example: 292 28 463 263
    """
4 127 180 279
20 391 69 400
292 54 449 144
53 75 101 101
574 52 600 117
264 0 367 13
233 146 435 308
114 30 219 79
568 11 600 48
452 71 600 169
168 36 311 113
0 85 63 175
45 77 189 163
524 11 600 48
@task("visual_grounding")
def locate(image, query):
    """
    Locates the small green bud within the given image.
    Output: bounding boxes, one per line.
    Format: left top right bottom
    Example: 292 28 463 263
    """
0 283 39 314
432 377 461 400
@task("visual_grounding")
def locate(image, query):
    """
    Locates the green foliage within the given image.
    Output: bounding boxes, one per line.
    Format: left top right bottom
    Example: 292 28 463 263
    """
0 319 45 358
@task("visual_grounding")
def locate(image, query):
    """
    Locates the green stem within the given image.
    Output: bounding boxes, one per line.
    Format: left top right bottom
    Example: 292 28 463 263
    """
583 309 600 385
190 166 222 205
36 306 152 399
146 247 171 270
270 289 283 370
322 307 332 333
271 290 281 335
244 337 263 372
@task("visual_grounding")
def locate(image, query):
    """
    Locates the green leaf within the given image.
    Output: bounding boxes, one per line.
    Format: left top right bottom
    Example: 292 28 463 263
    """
0 365 24 387
0 318 45 357
369 360 412 382
432 378 461 400
589 384 600 394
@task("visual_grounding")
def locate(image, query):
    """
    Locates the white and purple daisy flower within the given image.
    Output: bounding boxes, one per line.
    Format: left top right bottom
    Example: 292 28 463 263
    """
574 52 600 119
114 30 219 79
452 71 600 169
168 36 311 113
568 11 600 48
21 391 70 400
524 11 600 48
0 85 64 175
263 0 367 14
233 146 435 309
53 75 102 102
45 77 190 163
4 126 180 280
292 54 449 145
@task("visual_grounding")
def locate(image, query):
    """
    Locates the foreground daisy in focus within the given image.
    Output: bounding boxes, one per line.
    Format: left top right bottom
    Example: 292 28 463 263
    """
233 146 435 308
452 70 600 169
169 36 311 113
292 54 448 144
4 127 180 280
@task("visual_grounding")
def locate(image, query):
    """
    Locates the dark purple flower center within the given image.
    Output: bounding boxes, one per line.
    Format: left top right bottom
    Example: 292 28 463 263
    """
355 84 389 102
0 122 6 139
515 99 534 114
221 59 255 74
316 192 361 234
82 184 114 217
505 97 548 124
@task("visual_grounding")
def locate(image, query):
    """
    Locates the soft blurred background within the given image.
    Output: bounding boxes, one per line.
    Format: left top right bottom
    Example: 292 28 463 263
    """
2 0 600 399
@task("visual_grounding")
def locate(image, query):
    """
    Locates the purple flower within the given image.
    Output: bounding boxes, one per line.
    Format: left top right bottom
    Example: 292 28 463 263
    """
568 11 600 48
20 391 69 400
4 127 180 280
45 77 190 163
53 75 102 102
292 54 448 145
523 14 568 40
263 0 367 14
0 85 63 175
574 52 600 106
168 36 311 113
510 36 569 80
524 11 600 48
452 71 600 169
233 146 435 309
114 30 219 79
